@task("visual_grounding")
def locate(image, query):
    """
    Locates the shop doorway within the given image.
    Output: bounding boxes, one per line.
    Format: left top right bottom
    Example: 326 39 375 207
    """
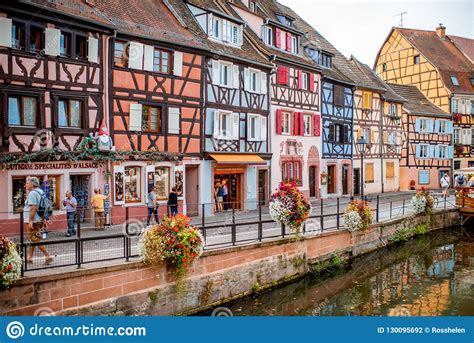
342 164 349 195
327 165 336 194
185 166 199 217
309 166 319 198
70 175 91 223
353 169 360 196
258 170 268 205
214 173 242 211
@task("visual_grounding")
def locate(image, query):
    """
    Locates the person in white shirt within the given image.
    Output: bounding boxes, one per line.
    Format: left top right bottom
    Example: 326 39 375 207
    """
440 172 450 198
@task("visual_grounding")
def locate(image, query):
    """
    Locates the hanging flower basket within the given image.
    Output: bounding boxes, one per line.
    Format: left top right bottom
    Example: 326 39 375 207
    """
0 236 22 290
454 144 464 155
343 200 373 232
411 188 434 215
139 215 204 292
453 113 462 123
269 181 311 238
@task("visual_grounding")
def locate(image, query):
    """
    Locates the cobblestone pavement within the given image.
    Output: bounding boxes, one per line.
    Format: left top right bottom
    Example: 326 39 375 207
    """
21 191 457 271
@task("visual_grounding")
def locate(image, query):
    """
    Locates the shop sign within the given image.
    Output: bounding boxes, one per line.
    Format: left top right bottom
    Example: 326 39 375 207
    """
5 162 99 170
214 167 245 174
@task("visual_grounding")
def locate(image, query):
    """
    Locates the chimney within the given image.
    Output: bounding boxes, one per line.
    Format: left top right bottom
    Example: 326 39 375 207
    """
436 23 446 39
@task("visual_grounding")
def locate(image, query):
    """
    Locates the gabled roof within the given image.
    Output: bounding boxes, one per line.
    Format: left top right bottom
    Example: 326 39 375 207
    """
350 57 406 102
387 83 449 117
449 35 474 63
377 27 474 94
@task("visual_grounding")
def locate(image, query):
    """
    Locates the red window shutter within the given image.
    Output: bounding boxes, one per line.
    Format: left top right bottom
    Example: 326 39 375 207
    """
278 66 288 85
297 70 303 89
276 109 282 134
286 32 292 52
293 112 300 135
283 67 289 85
313 115 321 136
275 28 281 48
309 73 315 92
299 112 305 135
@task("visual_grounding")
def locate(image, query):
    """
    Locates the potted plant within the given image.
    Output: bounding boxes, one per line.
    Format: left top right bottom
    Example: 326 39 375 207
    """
410 187 434 215
343 200 374 232
0 236 22 290
139 215 204 293
269 181 311 239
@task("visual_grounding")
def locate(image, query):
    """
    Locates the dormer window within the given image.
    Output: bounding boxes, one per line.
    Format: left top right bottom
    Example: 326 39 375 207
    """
451 75 459 86
321 53 332 68
262 26 273 46
249 1 257 12
276 15 293 27
209 14 242 46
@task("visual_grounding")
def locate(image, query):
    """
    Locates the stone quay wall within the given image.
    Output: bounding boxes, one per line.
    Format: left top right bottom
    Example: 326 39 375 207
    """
0 209 460 316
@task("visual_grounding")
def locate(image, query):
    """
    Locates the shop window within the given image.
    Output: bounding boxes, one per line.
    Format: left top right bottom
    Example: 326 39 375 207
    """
8 95 37 127
154 167 170 200
114 40 126 66
12 176 60 213
365 163 374 183
58 98 83 128
386 162 395 179
142 105 162 133
153 48 171 74
124 166 141 203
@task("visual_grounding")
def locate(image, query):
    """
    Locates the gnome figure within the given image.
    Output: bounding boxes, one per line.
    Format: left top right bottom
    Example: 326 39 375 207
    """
96 118 113 151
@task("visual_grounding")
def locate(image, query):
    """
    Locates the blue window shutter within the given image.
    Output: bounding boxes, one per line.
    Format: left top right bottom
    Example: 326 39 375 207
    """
415 144 420 158
448 145 454 159
415 118 421 132
428 119 434 133
429 145 436 158
447 121 453 134
433 145 439 158
434 120 440 133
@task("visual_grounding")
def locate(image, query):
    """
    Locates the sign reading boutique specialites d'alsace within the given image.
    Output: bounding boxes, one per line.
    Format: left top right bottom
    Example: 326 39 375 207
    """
4 161 99 170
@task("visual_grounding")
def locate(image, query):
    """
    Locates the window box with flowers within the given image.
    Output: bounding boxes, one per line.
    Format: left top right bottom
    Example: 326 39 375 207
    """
454 144 465 154
453 113 462 123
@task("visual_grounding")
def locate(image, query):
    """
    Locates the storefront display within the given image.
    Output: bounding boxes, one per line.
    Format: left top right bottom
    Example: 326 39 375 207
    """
125 166 141 203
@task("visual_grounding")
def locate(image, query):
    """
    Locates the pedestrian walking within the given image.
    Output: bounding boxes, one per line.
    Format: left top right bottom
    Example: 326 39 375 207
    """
146 187 159 226
222 180 229 211
215 182 224 213
24 177 54 264
91 188 107 230
167 187 179 216
63 191 77 237
440 172 450 198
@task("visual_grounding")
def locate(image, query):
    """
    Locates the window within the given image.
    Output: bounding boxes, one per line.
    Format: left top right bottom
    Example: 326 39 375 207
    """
419 144 429 158
301 72 309 91
472 128 474 145
231 25 239 45
58 98 82 128
124 166 141 203
439 145 448 159
452 99 459 113
471 100 474 115
282 111 291 134
29 25 43 53
303 114 311 136
382 63 387 71
250 69 260 92
462 129 472 145
8 96 37 127
388 103 397 116
75 35 87 60
218 111 232 138
154 167 170 200
142 105 162 132
153 48 171 74
276 15 293 27
439 120 447 134
12 176 60 213
414 55 420 64
334 124 344 143
114 41 126 66
362 92 372 110
262 26 272 45
213 17 221 38
60 31 71 57
451 75 459 86
454 128 460 144
291 36 298 54
248 115 258 140
419 170 430 185
219 62 232 87
249 1 256 12
333 85 344 107
470 78 474 87
419 118 429 132
386 162 395 179
387 131 397 145
362 128 370 143
365 163 374 183
321 53 332 68
12 21 25 50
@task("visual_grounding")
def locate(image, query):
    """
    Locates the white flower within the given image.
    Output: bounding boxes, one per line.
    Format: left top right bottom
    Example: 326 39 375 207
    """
1 240 22 289
343 211 362 232
269 199 291 225
411 195 426 214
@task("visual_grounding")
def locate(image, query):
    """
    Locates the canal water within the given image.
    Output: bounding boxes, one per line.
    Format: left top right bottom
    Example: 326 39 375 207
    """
204 227 473 316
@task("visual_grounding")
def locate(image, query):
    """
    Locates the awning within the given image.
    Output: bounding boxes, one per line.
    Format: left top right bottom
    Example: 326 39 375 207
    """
209 153 266 165
455 168 474 175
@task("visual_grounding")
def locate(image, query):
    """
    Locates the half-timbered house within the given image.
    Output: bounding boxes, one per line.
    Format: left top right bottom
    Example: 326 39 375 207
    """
94 0 208 219
0 0 111 232
349 57 405 194
388 84 453 190
166 0 273 213
230 0 323 199
375 25 474 170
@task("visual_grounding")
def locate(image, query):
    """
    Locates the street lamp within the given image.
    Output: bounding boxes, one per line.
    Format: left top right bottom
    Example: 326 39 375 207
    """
356 136 368 199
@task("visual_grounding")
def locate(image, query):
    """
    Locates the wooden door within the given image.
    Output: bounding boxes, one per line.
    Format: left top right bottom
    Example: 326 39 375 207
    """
185 166 199 216
328 165 336 194
309 166 316 197
353 168 360 196
342 164 349 195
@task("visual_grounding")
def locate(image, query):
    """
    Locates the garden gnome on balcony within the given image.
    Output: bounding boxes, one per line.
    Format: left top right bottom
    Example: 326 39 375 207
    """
96 118 114 152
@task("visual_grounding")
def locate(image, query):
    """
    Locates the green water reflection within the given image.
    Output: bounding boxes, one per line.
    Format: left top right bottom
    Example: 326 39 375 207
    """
217 228 473 316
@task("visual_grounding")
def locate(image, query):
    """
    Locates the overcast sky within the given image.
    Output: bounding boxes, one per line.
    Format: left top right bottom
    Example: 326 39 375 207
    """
278 0 473 67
